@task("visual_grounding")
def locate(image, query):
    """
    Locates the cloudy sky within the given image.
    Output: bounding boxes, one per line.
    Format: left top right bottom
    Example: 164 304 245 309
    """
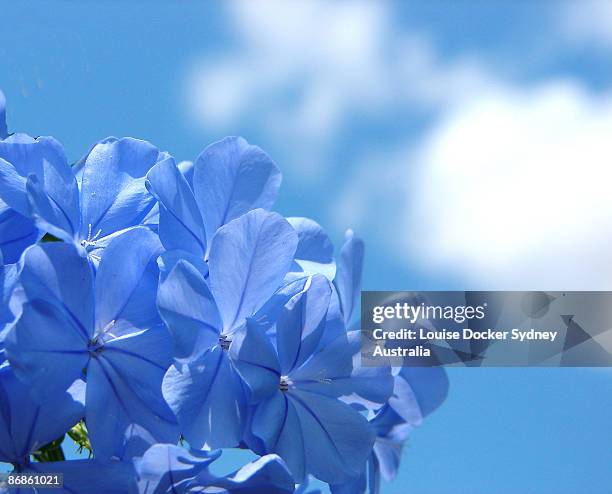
1 1 611 492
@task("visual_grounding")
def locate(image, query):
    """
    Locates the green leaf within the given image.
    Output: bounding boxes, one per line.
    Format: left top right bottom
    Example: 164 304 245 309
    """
32 436 65 462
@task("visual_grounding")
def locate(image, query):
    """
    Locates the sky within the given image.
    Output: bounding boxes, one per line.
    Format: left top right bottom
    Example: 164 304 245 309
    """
1 1 611 492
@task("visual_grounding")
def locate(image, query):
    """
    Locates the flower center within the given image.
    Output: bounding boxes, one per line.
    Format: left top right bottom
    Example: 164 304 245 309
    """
87 339 104 357
279 375 292 392
80 224 103 261
219 334 231 350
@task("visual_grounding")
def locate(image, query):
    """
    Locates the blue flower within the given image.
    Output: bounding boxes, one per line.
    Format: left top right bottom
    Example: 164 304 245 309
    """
0 133 167 262
158 209 299 449
134 444 295 494
0 252 20 357
146 136 282 261
0 359 84 469
330 367 449 494
230 274 383 484
4 227 178 459
1 356 135 494
333 229 365 331
146 137 333 282
0 92 41 263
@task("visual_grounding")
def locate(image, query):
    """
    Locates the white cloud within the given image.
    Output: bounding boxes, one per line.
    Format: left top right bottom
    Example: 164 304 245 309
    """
184 0 493 178
340 81 612 289
187 1 612 288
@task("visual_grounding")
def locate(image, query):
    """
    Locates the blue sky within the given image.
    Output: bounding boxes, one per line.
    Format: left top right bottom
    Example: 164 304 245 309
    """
1 1 611 492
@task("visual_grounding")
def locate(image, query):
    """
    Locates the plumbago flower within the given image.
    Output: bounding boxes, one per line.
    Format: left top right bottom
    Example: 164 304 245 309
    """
230 273 390 484
146 136 335 280
4 227 178 459
330 367 449 494
0 92 448 492
0 91 40 263
0 126 167 262
157 208 299 448
0 356 295 494
327 233 449 494
0 356 137 494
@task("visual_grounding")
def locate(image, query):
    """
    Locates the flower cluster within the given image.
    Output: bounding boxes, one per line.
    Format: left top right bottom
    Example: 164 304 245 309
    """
0 91 448 493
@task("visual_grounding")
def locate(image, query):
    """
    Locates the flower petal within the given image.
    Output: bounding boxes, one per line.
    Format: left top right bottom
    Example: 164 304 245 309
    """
134 443 220 494
334 230 364 328
287 217 336 281
94 227 163 333
0 207 38 264
193 137 281 249
0 362 84 463
26 173 79 243
157 259 221 361
391 366 449 421
86 333 179 460
205 454 295 494
4 300 89 403
276 275 331 375
78 137 162 242
209 209 298 333
288 389 375 483
18 242 95 337
146 157 206 256
231 320 281 403
162 347 247 449
0 136 78 240
250 391 306 482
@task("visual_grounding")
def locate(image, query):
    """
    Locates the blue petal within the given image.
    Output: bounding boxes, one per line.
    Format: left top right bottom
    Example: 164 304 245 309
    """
134 443 220 494
146 157 206 256
289 331 353 386
300 331 393 411
0 255 19 340
389 367 449 417
208 209 298 333
192 137 281 248
333 230 364 328
372 439 401 482
86 329 179 460
77 137 163 243
0 207 38 264
94 227 163 333
287 217 336 281
204 454 295 494
276 275 331 375
230 320 280 403
157 259 221 361
178 160 194 187
4 300 90 402
157 249 208 283
250 391 305 481
0 136 77 238
26 173 79 243
18 242 95 337
0 363 84 463
0 156 27 214
162 347 247 449
252 388 375 483
249 276 312 333
289 390 375 483
0 90 7 139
